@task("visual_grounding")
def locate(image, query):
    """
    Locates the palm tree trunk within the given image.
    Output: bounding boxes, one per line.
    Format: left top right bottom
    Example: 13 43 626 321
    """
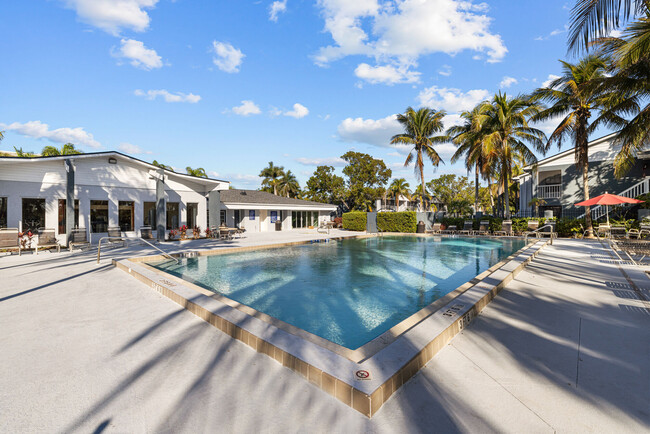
474 162 480 215
578 118 593 238
419 164 425 213
503 159 510 218
583 159 593 237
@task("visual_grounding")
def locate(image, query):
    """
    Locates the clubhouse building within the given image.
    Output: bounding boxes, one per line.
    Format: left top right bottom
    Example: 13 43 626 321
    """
0 151 336 243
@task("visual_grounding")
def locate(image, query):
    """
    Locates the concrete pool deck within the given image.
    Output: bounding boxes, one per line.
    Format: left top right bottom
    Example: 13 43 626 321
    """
0 234 648 432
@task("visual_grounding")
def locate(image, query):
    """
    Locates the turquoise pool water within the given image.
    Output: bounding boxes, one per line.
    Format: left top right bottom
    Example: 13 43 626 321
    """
150 236 526 349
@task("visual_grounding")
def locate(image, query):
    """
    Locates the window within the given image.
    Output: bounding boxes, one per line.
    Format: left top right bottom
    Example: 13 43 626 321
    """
0 197 7 228
118 201 134 231
187 203 198 228
58 199 79 234
220 210 226 226
270 211 278 223
538 170 561 186
291 211 317 228
90 200 109 233
22 198 46 232
249 210 255 220
143 202 156 227
166 202 179 230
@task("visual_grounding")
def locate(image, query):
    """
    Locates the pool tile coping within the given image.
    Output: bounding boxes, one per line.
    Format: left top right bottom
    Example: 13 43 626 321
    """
115 236 548 417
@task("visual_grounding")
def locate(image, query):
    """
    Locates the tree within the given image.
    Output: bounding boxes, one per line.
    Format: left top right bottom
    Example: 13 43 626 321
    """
152 160 173 171
341 151 391 211
388 178 411 209
186 166 208 178
41 143 83 156
391 107 448 211
412 184 435 211
449 105 489 215
528 197 547 216
304 165 346 206
278 170 301 198
13 146 36 157
531 55 615 236
427 174 474 216
259 161 284 195
477 92 547 218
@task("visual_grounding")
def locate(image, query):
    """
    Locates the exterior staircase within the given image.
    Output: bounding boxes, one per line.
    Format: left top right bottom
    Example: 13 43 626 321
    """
577 177 650 220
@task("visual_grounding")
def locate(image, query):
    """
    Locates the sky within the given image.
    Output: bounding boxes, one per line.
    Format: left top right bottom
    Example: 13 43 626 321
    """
0 0 603 190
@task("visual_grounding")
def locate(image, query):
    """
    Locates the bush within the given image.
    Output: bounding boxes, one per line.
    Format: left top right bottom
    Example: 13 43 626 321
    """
377 211 417 233
342 212 367 231
333 217 342 228
556 218 584 237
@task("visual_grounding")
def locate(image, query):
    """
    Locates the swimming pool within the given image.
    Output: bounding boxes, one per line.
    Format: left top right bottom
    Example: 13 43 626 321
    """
150 236 526 349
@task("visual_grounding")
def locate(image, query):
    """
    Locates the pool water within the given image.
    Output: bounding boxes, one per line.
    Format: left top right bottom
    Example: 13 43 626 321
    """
150 236 526 349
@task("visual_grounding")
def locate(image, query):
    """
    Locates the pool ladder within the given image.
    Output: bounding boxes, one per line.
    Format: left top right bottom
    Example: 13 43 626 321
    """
96 236 179 264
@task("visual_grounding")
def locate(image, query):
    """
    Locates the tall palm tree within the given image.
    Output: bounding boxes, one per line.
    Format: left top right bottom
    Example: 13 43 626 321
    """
391 107 448 211
41 143 83 156
186 166 208 178
388 178 411 210
152 160 173 171
259 161 284 195
278 170 300 198
448 105 488 215
478 92 547 218
531 55 617 236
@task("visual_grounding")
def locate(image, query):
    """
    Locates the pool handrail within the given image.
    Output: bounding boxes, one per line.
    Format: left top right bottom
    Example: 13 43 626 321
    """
97 236 179 264
524 224 557 245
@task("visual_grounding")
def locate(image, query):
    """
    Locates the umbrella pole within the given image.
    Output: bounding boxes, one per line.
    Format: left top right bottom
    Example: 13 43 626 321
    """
606 204 609 225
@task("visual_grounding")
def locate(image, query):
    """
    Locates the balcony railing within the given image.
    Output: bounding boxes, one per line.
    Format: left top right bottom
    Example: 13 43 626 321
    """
537 184 561 199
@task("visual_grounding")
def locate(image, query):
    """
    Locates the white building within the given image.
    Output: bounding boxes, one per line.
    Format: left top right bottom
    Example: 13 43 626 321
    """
0 151 336 244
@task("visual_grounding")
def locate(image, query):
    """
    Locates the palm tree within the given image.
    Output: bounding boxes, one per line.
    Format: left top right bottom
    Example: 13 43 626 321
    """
478 92 547 218
412 184 435 211
531 55 617 236
186 166 208 178
41 143 83 156
448 105 488 215
388 178 411 210
278 170 300 198
259 161 284 195
391 107 448 211
13 146 36 157
152 160 173 171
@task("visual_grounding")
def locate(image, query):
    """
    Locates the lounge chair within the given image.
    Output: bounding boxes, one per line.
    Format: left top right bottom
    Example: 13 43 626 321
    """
638 224 650 239
235 227 246 238
107 227 125 248
610 239 650 265
458 220 474 236
35 229 61 254
596 223 611 239
209 226 220 239
441 225 457 234
610 225 627 239
219 226 233 240
522 220 539 238
0 228 21 255
69 228 90 251
494 220 513 236
427 222 442 234
476 220 490 235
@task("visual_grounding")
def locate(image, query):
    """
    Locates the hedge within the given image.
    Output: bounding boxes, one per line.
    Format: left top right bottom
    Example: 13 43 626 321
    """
377 211 417 233
342 211 367 231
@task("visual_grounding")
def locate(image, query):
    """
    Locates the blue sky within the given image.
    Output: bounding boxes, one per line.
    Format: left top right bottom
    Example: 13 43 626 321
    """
0 0 593 190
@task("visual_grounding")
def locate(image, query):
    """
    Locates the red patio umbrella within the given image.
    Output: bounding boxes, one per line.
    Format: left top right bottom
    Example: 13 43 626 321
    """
575 192 644 224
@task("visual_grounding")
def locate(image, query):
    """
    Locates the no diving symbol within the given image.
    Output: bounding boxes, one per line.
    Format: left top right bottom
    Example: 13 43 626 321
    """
355 370 371 380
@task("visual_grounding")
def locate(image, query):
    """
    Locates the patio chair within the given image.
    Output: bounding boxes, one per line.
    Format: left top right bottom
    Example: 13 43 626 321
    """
627 228 641 239
596 223 611 239
209 226 220 239
427 222 442 234
476 220 490 235
441 225 457 234
458 220 474 236
638 224 650 239
522 220 539 238
69 228 90 251
611 239 650 265
35 228 61 254
107 227 125 248
494 220 513 236
219 226 233 240
234 227 246 238
610 225 627 239
0 228 21 255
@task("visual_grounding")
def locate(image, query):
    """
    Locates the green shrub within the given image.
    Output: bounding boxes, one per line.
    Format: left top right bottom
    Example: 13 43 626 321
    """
556 218 584 237
377 211 417 233
342 212 367 231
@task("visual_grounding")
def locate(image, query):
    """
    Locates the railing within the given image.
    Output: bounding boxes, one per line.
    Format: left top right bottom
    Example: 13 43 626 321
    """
96 236 179 264
524 224 557 245
577 177 650 220
537 184 562 199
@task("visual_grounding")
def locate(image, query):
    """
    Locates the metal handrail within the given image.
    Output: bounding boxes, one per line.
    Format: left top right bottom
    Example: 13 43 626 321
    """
97 236 179 264
524 224 557 245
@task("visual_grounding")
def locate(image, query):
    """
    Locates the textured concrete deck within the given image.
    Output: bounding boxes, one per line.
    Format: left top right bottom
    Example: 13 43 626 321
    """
0 236 648 432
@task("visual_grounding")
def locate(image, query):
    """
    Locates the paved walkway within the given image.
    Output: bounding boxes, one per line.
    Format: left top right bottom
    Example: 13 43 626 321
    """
0 236 648 433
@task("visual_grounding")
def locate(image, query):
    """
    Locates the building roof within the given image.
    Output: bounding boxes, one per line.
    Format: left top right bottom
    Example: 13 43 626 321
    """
0 151 229 185
220 189 336 209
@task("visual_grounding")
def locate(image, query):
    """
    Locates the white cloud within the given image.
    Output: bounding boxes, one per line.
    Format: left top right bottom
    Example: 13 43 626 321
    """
542 74 561 88
499 76 518 88
535 26 567 41
134 89 201 103
417 86 489 113
211 41 245 73
0 120 101 148
354 62 420 85
610 29 623 38
283 103 309 118
209 171 260 187
314 0 507 83
438 64 452 76
337 114 401 147
113 38 162 70
231 100 261 116
269 0 287 22
295 157 346 166
118 142 151 154
62 0 158 35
